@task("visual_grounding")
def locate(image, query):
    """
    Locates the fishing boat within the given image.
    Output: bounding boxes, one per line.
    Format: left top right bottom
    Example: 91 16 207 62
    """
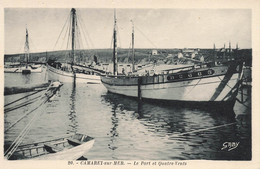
100 11 244 110
4 28 42 74
47 8 101 84
7 133 95 160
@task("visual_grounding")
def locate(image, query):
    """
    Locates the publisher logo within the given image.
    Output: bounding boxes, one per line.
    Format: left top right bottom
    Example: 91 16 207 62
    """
221 142 239 151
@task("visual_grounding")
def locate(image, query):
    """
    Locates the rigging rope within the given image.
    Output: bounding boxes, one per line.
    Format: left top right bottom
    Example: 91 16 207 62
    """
18 36 25 54
110 33 114 49
28 36 38 53
127 42 132 61
53 12 71 50
183 78 201 97
117 25 121 48
61 16 71 50
78 11 95 49
77 14 89 48
66 14 72 51
78 20 89 48
78 11 99 57
135 25 157 48
76 19 82 50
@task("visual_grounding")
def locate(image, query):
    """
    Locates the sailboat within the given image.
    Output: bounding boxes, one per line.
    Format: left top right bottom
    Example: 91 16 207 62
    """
4 28 43 74
100 11 244 110
47 8 101 84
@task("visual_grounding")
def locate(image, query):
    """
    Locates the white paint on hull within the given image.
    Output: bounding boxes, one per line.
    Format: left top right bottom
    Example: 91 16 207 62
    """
4 66 43 73
47 65 101 84
102 73 240 102
36 139 95 160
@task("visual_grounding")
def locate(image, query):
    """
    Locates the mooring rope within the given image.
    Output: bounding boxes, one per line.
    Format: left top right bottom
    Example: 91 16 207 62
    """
5 100 35 113
183 78 201 97
4 83 60 133
4 82 62 159
4 90 44 107
4 100 46 133
5 95 42 113
170 122 237 138
4 103 45 159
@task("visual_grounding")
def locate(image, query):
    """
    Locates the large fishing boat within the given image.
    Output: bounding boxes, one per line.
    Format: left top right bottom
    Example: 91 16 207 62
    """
100 11 244 110
47 8 101 84
4 28 43 74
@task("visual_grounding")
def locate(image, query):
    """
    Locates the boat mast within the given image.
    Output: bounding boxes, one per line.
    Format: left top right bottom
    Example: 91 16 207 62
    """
113 9 118 75
24 28 30 68
131 20 135 72
213 43 216 64
71 8 76 65
229 41 232 60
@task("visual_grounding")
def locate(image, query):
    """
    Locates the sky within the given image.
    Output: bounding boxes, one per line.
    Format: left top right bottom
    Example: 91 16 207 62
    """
4 8 251 54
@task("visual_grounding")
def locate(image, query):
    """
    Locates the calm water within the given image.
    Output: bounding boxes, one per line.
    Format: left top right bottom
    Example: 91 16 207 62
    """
4 68 251 160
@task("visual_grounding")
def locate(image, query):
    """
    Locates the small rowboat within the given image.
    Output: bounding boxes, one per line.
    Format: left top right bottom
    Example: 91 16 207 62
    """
8 133 95 160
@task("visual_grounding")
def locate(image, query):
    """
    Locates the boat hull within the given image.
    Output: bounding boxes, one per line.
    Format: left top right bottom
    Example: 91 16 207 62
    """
47 65 101 84
101 63 243 104
7 133 95 160
36 139 95 160
4 65 43 73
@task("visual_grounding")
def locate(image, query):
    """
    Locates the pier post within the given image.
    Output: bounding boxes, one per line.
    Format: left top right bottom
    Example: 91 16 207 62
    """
138 77 142 101
137 100 143 119
241 85 244 103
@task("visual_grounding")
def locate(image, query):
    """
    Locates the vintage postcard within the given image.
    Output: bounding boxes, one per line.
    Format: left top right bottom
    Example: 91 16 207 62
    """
1 0 259 169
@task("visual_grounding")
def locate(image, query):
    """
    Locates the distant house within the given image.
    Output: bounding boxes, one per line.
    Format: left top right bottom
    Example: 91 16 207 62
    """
200 55 205 62
178 52 183 58
152 50 158 55
182 48 199 54
166 54 173 58
191 53 196 59
181 48 199 58
216 48 234 62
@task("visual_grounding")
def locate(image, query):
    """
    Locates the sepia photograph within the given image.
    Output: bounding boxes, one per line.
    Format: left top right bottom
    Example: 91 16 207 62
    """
1 0 259 168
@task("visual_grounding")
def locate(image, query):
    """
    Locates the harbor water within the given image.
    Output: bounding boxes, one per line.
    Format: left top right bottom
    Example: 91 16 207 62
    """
4 67 251 160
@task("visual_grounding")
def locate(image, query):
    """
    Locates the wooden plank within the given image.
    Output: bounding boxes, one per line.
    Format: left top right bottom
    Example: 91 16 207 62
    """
18 134 73 148
44 144 62 153
67 139 82 146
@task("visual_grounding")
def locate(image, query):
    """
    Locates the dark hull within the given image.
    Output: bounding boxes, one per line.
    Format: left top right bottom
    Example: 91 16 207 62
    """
107 90 237 112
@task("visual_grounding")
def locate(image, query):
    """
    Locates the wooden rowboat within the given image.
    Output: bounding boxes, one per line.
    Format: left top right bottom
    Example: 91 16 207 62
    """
8 133 95 160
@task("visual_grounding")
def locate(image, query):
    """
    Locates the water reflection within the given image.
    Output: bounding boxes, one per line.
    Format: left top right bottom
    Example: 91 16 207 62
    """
102 93 143 119
23 74 31 84
4 70 251 160
101 92 236 134
67 79 78 133
101 92 245 160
